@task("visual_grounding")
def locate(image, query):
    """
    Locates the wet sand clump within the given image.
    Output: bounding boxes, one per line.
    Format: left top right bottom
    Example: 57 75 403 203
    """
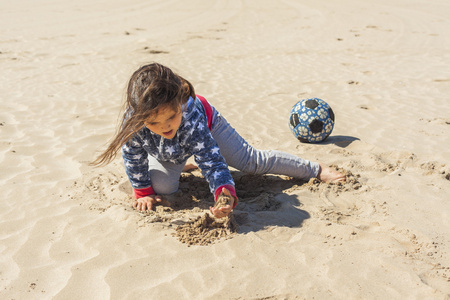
174 213 238 246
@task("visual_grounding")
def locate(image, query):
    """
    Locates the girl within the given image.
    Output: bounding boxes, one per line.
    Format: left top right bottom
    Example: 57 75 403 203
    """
92 63 345 218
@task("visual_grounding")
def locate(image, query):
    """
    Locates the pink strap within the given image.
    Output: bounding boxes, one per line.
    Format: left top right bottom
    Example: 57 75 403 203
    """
197 95 213 130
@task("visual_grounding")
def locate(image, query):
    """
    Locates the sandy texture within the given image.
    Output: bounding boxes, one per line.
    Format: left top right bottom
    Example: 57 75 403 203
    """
174 213 238 246
1 0 450 299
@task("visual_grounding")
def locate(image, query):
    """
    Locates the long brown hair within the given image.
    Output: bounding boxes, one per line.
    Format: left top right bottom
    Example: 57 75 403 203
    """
91 63 195 166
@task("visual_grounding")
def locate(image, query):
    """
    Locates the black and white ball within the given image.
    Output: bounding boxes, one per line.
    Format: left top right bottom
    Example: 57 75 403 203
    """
289 98 335 143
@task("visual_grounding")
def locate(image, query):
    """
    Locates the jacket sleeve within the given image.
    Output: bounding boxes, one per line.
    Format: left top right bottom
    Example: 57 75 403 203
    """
121 134 153 197
190 120 237 204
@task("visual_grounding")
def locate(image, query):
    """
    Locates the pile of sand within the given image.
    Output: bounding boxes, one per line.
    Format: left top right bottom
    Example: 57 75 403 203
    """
173 213 238 246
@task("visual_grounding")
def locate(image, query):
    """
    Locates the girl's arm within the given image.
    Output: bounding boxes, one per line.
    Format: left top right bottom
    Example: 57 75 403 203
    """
190 123 238 209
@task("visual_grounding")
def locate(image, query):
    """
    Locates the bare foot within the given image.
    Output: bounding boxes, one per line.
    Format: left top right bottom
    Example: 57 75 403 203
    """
317 163 346 183
182 163 198 172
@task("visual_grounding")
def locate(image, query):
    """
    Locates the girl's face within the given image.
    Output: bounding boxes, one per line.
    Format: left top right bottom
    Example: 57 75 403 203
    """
144 105 182 139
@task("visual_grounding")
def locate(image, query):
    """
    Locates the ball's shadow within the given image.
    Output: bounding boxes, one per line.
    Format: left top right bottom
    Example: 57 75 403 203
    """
309 135 360 148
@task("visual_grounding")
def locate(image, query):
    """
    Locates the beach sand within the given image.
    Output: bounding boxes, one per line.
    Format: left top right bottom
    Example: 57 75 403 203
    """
1 0 449 299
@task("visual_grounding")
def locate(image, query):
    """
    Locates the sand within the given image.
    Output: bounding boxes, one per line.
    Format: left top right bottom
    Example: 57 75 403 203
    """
1 0 449 299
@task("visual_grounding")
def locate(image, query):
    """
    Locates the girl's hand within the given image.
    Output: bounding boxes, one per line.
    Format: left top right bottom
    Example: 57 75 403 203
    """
209 188 235 218
133 195 162 211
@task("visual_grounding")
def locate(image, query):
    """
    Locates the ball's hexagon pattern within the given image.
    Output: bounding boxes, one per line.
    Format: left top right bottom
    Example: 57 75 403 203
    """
288 98 335 143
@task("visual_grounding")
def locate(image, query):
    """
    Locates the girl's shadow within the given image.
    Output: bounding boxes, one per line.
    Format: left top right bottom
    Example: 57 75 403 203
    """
177 171 310 233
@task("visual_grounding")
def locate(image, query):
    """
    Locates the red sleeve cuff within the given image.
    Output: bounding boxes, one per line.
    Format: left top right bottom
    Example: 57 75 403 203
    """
134 186 155 199
214 184 238 209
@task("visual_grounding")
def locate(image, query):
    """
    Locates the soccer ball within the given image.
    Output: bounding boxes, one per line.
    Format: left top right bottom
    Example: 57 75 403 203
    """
289 98 335 143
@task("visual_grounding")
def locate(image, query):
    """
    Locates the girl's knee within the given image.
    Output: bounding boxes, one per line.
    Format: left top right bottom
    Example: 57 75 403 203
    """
152 181 179 195
149 169 180 195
